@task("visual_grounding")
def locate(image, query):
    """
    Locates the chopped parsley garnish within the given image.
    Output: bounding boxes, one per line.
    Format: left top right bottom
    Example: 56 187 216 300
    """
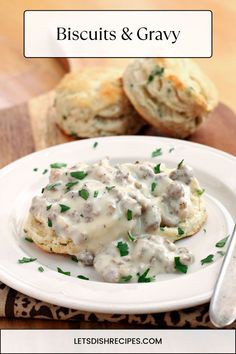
24 237 33 243
65 181 78 192
215 236 229 248
77 275 89 280
79 189 89 200
127 231 135 242
38 266 44 272
120 275 132 283
177 227 185 236
160 227 165 231
70 131 79 138
154 163 161 174
48 218 52 227
46 182 61 190
50 162 67 169
201 254 214 265
147 65 165 83
127 209 133 221
33 168 38 172
93 190 99 198
116 241 129 257
106 186 115 191
42 169 48 175
46 204 52 210
137 268 155 283
151 182 157 192
217 251 225 257
203 228 207 233
196 188 205 196
177 159 184 169
57 267 71 276
18 257 37 264
59 204 70 213
93 141 98 149
71 255 79 263
41 187 45 194
174 257 188 273
169 147 175 153
70 171 87 180
151 148 162 158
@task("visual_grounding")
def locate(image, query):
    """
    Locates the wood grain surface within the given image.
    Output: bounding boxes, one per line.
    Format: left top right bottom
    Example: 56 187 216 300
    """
1 98 236 169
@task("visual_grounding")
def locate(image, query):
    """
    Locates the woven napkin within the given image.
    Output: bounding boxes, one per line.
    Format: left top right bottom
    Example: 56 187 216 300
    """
0 282 235 328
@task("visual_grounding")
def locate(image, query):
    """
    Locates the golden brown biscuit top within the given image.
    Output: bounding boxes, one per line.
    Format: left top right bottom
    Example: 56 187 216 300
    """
56 67 124 109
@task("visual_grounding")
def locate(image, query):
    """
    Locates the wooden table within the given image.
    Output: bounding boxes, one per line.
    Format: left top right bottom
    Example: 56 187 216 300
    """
0 0 236 329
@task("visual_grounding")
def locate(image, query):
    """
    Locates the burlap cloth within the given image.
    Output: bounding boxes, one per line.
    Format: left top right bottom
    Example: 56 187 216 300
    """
0 282 235 328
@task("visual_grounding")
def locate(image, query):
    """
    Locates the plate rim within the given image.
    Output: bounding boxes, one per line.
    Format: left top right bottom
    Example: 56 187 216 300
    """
0 135 235 314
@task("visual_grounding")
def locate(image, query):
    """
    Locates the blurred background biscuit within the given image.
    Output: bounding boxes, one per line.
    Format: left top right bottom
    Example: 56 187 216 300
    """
54 67 144 138
123 58 218 138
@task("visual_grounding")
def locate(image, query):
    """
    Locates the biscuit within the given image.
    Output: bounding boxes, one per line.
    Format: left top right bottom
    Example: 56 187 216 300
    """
54 67 144 138
24 160 207 261
123 58 218 138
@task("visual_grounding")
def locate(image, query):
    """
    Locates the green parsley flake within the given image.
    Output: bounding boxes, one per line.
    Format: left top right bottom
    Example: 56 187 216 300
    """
41 187 45 194
43 169 48 175
71 255 79 263
77 275 89 280
215 236 229 248
154 163 161 174
116 241 129 257
79 189 89 200
93 190 99 198
46 182 61 190
147 65 165 83
50 162 67 169
196 188 205 196
203 228 207 233
177 159 184 169
24 237 33 243
169 147 175 153
201 254 214 265
70 171 87 180
151 182 157 192
217 251 225 257
106 186 115 191
120 275 132 283
59 204 70 213
93 142 98 149
151 148 162 158
38 266 44 272
160 227 165 232
18 257 37 264
127 209 133 221
127 231 135 242
48 218 52 227
46 204 52 210
137 268 155 283
175 257 188 274
178 227 185 236
65 181 78 192
33 168 38 172
57 267 71 276
70 131 79 139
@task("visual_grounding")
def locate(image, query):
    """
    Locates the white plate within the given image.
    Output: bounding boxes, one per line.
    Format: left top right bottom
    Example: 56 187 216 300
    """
0 136 235 314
